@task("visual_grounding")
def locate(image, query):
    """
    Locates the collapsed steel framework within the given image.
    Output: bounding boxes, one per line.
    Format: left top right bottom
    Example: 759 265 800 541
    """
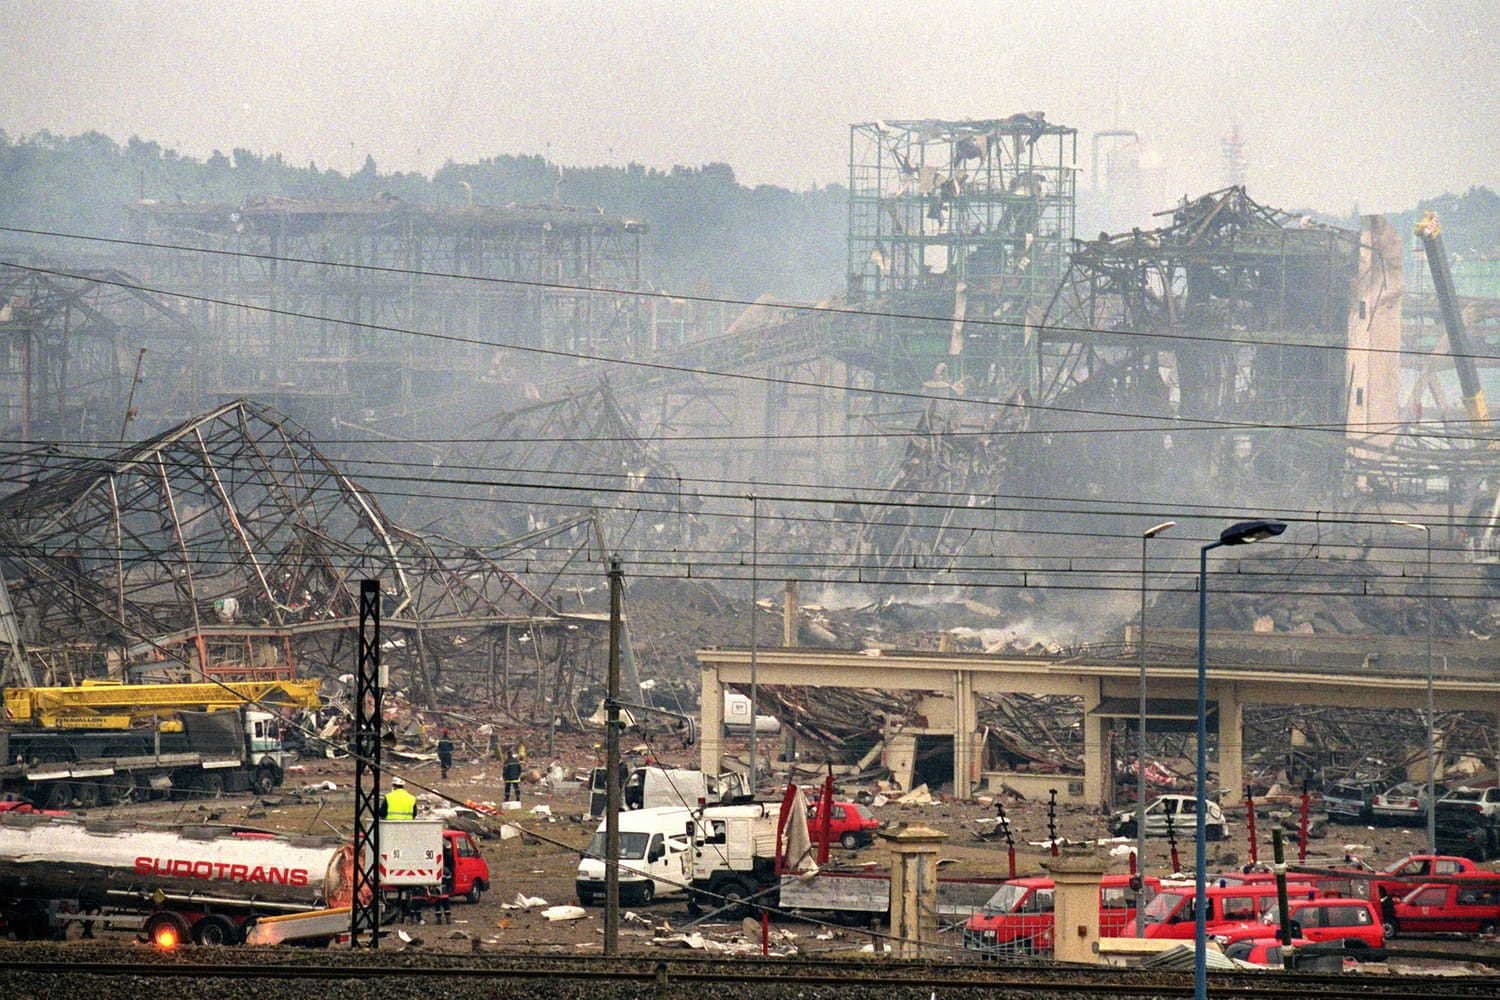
0 261 199 441
125 197 648 420
0 399 604 712
847 117 1077 399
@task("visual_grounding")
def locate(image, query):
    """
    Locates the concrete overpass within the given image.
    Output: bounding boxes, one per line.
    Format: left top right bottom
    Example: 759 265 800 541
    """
698 629 1500 806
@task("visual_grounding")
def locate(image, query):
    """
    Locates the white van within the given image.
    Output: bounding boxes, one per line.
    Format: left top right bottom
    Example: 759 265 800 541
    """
623 766 748 811
575 806 692 905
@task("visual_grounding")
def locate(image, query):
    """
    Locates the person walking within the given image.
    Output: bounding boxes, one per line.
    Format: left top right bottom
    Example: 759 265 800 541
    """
380 776 417 820
503 750 522 803
437 730 455 780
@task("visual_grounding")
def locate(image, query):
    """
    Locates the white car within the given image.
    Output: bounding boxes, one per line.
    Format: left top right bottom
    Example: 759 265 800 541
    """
1437 786 1500 820
1112 794 1227 841
1371 782 1436 825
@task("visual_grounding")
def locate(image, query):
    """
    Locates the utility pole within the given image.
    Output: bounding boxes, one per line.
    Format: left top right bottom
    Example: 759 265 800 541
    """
604 557 623 956
119 347 146 440
748 494 759 794
351 580 383 948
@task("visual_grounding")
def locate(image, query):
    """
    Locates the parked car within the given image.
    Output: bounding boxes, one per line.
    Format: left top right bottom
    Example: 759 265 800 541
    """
1322 780 1382 822
1223 936 1313 966
1214 897 1383 951
1111 794 1227 841
1371 782 1438 826
1437 786 1500 820
805 798 881 850
962 874 1161 955
1435 803 1500 862
1141 883 1320 939
1389 880 1500 937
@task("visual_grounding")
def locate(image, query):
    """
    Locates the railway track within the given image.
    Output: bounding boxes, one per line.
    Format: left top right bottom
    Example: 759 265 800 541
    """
4 952 1498 1000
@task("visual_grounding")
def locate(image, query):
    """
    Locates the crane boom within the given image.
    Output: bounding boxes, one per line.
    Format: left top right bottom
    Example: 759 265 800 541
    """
1415 211 1489 425
3 678 322 729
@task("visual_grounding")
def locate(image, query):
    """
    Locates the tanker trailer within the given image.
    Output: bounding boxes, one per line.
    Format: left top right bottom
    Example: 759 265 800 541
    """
0 812 353 944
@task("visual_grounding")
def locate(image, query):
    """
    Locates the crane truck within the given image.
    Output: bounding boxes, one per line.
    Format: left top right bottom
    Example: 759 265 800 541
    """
1413 212 1500 565
0 812 486 946
0 679 320 807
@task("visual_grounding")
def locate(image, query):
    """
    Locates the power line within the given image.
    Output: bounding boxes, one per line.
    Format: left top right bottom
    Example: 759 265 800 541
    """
3 223 1494 365
3 259 1489 444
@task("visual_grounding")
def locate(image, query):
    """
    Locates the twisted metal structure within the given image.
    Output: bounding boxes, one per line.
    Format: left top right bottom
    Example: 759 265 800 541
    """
0 399 597 704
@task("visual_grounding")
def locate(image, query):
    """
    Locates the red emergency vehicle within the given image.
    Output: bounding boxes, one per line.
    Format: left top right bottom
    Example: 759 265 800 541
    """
962 874 1161 955
1142 883 1320 939
1388 880 1500 937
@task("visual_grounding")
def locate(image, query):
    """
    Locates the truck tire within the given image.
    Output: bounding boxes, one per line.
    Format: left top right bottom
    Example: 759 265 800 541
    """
74 781 100 808
252 765 278 795
200 772 225 799
840 832 859 850
717 877 753 919
466 880 485 904
144 912 190 948
635 882 655 905
42 782 71 810
192 914 239 946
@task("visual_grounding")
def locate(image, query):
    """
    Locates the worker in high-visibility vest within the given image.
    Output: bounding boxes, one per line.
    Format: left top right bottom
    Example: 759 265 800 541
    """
381 776 417 820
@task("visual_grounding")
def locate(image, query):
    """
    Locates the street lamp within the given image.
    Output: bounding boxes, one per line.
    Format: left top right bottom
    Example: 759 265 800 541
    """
1195 519 1286 1000
1392 520 1435 854
1136 520 1176 937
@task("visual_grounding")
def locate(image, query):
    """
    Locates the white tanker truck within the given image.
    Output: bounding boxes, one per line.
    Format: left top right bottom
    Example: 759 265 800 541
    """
0 812 447 945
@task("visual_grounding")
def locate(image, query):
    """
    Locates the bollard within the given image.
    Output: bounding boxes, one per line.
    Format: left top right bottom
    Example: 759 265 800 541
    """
1297 782 1310 865
1245 793 1259 866
1047 788 1060 858
1165 808 1180 874
997 801 1017 878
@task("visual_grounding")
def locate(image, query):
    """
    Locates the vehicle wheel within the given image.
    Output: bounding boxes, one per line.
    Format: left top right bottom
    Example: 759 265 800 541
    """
200 772 225 800
685 895 703 917
73 781 100 808
143 912 190 948
636 881 655 905
840 832 859 850
42 782 71 810
1115 822 1137 838
192 914 239 946
1206 824 1226 842
1480 920 1497 936
466 881 484 904
1382 919 1398 940
718 878 753 918
252 766 277 795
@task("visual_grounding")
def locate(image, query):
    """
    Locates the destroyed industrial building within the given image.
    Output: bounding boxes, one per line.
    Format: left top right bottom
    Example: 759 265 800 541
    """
1 114 1498 812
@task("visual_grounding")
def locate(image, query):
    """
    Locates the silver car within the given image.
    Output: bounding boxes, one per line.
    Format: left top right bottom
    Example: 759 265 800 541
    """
1371 782 1434 826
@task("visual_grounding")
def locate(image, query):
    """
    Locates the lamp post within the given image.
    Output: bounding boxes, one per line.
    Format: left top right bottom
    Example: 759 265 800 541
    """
1196 519 1286 1000
1393 519 1435 854
1136 520 1176 937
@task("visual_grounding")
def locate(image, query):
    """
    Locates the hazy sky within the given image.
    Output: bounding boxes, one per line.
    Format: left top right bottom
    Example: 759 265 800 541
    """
3 0 1497 212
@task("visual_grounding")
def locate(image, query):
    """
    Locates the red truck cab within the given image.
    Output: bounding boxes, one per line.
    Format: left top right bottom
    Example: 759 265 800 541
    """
1143 883 1319 939
1214 897 1383 951
1389 880 1500 937
805 798 880 850
962 874 1161 955
440 829 490 903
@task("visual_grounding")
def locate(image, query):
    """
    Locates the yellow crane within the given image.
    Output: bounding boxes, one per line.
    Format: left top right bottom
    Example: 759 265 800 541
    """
1414 211 1489 426
4 678 322 729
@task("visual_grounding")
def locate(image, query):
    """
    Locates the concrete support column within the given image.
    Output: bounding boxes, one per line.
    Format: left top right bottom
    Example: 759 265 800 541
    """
782 579 798 647
1083 680 1108 809
1046 851 1106 964
699 664 723 777
953 670 978 800
1217 683 1244 804
881 823 947 959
